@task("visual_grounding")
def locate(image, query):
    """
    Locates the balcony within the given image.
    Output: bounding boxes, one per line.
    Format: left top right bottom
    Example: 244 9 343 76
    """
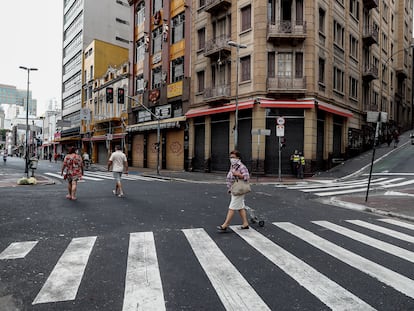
363 0 378 10
204 0 231 13
203 85 231 104
362 65 378 82
396 67 408 80
267 20 307 43
362 26 378 46
267 77 306 94
204 35 232 59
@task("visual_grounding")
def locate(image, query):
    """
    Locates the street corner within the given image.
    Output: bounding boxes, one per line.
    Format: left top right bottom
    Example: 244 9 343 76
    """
0 174 56 188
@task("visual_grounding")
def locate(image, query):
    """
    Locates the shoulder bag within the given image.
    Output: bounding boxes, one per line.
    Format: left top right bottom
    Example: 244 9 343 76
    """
231 179 251 196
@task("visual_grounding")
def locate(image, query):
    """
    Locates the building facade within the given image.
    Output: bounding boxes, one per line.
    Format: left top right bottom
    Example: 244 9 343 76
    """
126 0 191 170
125 0 413 174
61 0 130 149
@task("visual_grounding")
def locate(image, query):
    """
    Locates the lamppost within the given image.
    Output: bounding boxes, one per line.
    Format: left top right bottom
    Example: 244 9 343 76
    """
365 44 414 202
228 41 247 150
126 95 161 175
19 66 38 178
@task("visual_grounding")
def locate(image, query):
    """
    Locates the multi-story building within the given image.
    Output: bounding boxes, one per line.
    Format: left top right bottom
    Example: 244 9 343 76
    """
0 84 37 118
81 39 129 164
185 0 413 174
126 0 191 170
61 0 130 149
125 0 412 174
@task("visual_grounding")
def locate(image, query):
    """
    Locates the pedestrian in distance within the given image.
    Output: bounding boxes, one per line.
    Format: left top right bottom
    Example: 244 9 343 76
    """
290 150 300 177
107 145 128 197
217 150 250 232
297 152 305 179
48 152 52 162
61 146 84 200
393 129 400 148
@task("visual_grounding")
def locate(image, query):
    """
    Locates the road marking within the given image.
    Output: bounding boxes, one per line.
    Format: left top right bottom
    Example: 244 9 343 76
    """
378 218 414 231
346 220 414 243
380 179 414 188
0 241 38 260
32 236 96 304
44 172 102 181
301 178 400 193
122 232 165 311
182 228 270 310
274 222 414 299
384 190 414 197
231 226 375 311
313 221 414 263
287 178 387 190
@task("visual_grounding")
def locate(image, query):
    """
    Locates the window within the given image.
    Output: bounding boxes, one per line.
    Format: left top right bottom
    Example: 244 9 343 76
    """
136 2 145 26
199 0 205 8
89 65 93 81
318 58 325 84
333 20 344 48
349 35 358 59
197 71 205 92
136 74 145 93
349 76 358 99
382 33 388 52
152 27 163 54
171 57 184 82
152 67 162 89
278 53 292 77
241 5 251 32
350 0 359 19
152 0 162 14
268 52 275 78
116 18 129 25
382 1 388 22
197 28 205 50
319 8 325 33
136 37 145 62
295 53 303 78
333 66 344 93
172 13 185 43
240 56 251 81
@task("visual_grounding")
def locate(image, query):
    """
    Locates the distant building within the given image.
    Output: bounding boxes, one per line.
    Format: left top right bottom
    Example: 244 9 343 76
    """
0 83 37 118
60 0 131 149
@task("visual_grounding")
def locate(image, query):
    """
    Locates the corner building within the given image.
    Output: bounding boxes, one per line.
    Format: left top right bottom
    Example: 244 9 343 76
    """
187 0 413 174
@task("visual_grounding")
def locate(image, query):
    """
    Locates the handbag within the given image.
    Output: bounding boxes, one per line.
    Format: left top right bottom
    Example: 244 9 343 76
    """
231 179 251 196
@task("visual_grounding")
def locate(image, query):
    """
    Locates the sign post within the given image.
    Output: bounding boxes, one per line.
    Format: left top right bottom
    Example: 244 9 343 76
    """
251 128 271 179
276 117 285 182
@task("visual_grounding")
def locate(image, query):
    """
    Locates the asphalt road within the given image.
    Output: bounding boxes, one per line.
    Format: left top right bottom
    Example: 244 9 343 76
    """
0 158 414 310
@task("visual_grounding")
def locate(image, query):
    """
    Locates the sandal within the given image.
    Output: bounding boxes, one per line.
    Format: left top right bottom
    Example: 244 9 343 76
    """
239 225 249 230
66 195 72 200
216 225 227 232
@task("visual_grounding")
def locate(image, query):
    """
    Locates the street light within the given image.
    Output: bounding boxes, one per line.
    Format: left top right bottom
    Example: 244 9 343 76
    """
126 95 161 175
227 40 247 150
19 66 38 178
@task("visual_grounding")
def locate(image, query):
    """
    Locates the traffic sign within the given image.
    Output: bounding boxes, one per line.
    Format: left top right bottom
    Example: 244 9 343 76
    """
276 125 285 137
276 117 285 125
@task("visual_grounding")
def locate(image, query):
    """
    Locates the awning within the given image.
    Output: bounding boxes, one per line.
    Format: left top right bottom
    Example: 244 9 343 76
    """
316 100 353 118
185 100 255 118
126 116 186 133
257 98 315 108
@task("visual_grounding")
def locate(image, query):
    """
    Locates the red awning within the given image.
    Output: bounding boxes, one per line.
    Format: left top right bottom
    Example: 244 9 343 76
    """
258 98 315 108
185 100 255 118
316 101 353 118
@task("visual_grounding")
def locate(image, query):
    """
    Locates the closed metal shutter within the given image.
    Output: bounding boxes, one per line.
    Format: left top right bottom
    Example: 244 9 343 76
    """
237 110 252 170
97 142 108 164
211 113 229 171
166 130 184 170
333 116 343 157
193 118 205 171
316 110 325 170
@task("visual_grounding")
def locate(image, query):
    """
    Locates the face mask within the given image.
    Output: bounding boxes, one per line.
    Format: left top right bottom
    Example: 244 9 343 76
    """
230 158 239 165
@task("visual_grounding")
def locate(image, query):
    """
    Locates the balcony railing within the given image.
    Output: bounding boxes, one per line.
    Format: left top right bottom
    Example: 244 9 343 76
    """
203 84 231 103
267 20 307 41
204 0 231 13
362 26 378 46
267 77 306 93
362 65 378 81
204 35 232 58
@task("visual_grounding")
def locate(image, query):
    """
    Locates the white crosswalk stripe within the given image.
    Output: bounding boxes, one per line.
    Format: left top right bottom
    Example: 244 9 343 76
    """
44 171 166 182
1 218 414 309
278 177 414 197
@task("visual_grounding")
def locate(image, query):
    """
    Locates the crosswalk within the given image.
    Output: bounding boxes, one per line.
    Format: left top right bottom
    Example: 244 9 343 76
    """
1 218 414 309
44 170 166 182
277 177 414 196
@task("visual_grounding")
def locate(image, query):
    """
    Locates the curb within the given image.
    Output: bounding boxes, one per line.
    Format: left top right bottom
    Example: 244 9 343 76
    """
320 197 414 222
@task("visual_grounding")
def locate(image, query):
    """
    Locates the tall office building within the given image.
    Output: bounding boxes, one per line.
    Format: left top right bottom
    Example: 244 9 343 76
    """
61 0 130 146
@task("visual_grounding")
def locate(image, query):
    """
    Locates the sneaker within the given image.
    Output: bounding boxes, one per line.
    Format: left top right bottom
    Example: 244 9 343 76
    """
118 193 124 197
112 190 117 195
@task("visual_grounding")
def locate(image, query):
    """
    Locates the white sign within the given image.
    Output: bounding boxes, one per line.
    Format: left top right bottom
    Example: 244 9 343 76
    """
276 125 285 137
367 111 387 123
155 104 171 119
251 129 271 136
80 108 91 121
276 117 285 125
106 134 113 141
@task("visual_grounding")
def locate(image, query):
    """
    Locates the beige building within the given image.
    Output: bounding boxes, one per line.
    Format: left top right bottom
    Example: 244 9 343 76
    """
186 0 413 174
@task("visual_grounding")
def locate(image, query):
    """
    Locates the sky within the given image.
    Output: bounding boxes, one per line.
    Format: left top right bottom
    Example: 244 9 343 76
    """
0 1 63 116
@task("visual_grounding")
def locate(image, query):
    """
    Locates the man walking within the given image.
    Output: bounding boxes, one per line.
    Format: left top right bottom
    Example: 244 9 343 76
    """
108 145 128 197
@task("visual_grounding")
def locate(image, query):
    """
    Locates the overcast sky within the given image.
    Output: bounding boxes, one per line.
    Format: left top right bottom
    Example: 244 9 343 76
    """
0 0 63 116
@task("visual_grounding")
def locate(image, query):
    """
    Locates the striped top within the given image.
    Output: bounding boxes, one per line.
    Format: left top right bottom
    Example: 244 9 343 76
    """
226 161 250 190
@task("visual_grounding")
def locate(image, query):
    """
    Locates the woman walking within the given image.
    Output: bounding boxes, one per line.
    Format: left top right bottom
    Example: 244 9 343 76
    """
61 146 84 200
217 150 250 231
